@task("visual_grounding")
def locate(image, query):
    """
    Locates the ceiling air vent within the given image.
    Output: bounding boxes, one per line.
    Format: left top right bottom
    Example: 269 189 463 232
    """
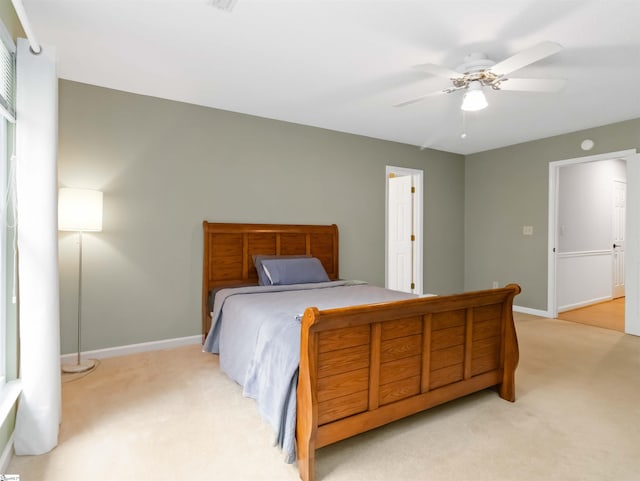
208 0 237 12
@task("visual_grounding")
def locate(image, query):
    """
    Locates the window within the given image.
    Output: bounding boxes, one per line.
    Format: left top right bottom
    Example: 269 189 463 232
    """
0 20 16 389
0 119 6 388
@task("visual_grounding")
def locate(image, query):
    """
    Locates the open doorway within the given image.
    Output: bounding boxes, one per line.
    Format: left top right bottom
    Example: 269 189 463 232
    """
548 149 639 335
555 158 626 331
385 166 423 295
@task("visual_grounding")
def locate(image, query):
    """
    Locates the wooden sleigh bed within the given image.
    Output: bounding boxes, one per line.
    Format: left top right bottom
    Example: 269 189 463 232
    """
202 222 521 481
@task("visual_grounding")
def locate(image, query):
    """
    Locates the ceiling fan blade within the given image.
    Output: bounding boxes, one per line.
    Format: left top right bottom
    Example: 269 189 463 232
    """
490 41 563 76
393 88 452 108
412 62 461 79
497 77 566 92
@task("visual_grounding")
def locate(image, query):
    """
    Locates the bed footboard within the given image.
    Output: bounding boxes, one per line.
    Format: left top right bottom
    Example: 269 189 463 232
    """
296 284 521 481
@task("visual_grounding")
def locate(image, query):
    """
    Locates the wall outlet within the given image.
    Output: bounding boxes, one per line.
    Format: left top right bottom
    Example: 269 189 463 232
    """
522 225 533 236
492 281 499 288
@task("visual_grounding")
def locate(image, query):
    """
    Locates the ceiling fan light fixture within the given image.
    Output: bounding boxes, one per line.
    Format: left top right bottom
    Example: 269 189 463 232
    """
460 82 488 112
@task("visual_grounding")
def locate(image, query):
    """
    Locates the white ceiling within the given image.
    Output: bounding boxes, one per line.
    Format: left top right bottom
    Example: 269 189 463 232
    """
21 0 640 154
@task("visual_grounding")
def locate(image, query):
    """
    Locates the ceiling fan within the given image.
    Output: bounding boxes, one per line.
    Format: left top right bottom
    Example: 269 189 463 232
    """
395 41 566 111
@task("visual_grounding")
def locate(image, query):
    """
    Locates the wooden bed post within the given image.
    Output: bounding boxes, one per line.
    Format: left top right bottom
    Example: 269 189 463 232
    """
498 283 521 402
297 308 320 481
202 221 211 343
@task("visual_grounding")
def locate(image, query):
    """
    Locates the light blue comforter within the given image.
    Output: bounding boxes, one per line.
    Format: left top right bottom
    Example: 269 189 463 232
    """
203 280 416 463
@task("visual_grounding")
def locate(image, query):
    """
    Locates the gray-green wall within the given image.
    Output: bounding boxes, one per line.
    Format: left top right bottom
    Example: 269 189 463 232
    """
58 80 465 354
58 80 640 351
465 118 640 310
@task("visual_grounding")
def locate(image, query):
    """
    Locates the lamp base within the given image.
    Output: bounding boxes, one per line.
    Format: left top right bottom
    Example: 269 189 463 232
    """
62 359 96 373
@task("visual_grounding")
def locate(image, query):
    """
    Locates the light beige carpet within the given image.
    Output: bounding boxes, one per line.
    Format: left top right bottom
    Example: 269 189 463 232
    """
8 313 640 481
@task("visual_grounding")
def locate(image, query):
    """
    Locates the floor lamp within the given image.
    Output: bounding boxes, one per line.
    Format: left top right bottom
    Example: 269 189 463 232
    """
58 188 103 373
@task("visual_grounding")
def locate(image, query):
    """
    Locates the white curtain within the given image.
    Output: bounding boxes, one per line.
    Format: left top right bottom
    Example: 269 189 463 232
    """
13 38 60 455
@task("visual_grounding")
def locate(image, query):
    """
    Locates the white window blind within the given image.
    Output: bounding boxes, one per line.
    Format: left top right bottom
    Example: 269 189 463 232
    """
0 26 15 123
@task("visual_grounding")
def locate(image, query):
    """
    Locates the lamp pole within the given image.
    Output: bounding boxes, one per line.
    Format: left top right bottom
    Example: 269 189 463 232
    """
62 229 96 373
75 230 83 366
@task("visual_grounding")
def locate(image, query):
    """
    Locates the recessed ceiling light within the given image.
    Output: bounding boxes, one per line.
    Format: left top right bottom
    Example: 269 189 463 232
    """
581 139 594 151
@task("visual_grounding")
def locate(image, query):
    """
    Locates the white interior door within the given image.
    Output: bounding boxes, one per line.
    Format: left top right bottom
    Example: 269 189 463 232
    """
612 180 626 298
388 174 414 293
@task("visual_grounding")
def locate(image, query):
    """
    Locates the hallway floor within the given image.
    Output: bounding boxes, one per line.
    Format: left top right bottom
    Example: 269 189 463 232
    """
558 297 625 332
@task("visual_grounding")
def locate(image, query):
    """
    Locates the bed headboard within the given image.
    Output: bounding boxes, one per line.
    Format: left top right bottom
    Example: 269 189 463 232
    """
201 222 339 338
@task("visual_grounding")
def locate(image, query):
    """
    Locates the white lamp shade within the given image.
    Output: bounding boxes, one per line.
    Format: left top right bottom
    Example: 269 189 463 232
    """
58 188 103 232
460 82 488 112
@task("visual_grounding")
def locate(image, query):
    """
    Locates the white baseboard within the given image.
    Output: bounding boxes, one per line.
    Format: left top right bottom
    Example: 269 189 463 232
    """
0 432 14 474
513 305 552 318
60 306 554 365
558 296 611 313
60 335 202 364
